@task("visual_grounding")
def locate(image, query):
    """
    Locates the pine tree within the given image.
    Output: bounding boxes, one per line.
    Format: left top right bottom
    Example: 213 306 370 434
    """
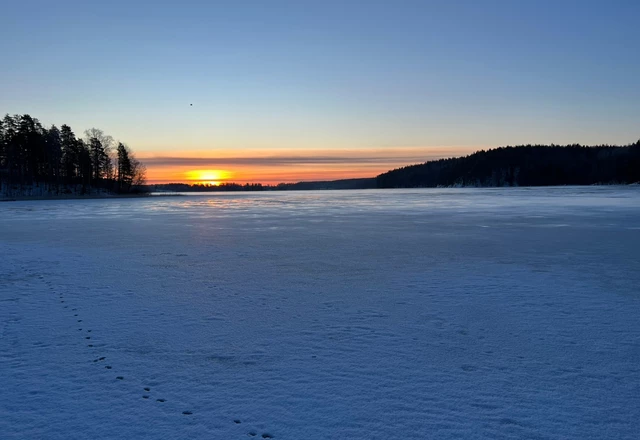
17 114 46 183
77 140 93 193
89 137 106 181
46 126 63 190
1 115 19 187
116 142 132 192
60 124 78 181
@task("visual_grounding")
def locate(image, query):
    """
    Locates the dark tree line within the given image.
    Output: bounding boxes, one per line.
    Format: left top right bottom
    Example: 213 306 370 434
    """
273 178 376 190
377 143 640 188
151 178 377 192
1 114 146 197
152 182 267 192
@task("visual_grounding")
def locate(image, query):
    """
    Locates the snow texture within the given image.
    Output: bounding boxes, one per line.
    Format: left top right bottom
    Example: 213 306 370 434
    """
1 187 639 439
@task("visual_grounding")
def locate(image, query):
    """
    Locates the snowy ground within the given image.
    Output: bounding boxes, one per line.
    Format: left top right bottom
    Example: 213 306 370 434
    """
1 187 639 439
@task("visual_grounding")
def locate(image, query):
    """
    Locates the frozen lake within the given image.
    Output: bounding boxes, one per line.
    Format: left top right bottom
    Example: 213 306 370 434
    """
1 187 639 439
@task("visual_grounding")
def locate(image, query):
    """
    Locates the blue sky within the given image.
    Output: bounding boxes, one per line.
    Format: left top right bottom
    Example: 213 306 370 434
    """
1 1 639 181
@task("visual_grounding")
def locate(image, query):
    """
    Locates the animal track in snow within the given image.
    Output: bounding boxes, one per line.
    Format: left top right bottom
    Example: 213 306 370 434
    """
56 289 175 418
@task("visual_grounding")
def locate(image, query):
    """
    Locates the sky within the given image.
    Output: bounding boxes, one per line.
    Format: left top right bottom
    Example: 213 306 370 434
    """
1 0 639 184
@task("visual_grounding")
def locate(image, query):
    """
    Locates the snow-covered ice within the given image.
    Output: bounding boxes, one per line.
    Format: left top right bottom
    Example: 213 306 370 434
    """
1 187 639 439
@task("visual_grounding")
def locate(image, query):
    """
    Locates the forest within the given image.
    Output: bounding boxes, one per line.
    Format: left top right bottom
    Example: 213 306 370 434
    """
377 142 640 188
0 114 146 198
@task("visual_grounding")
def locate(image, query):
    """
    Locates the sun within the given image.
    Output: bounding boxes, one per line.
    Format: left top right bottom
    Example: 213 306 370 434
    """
185 169 232 186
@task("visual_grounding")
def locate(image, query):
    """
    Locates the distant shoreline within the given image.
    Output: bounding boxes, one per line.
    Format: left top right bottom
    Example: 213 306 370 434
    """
3 182 637 202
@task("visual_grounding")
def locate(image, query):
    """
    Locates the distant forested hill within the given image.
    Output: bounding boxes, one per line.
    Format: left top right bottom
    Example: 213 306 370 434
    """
377 143 640 188
275 178 376 190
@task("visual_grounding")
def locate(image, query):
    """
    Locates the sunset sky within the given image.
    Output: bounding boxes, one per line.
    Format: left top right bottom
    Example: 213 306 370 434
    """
2 1 639 184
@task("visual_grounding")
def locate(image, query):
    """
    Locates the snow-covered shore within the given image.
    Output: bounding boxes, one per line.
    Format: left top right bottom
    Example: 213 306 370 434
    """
0 182 161 201
1 187 639 439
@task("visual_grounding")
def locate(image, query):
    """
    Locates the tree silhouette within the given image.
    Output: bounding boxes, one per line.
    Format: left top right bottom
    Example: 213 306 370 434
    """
60 124 78 180
116 142 132 191
0 113 147 197
85 128 114 180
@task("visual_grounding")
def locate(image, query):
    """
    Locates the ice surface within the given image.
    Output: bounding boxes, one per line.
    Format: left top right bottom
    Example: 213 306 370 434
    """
1 187 639 439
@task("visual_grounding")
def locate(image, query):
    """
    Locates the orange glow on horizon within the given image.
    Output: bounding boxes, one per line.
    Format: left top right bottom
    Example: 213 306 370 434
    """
138 146 481 185
184 169 233 185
